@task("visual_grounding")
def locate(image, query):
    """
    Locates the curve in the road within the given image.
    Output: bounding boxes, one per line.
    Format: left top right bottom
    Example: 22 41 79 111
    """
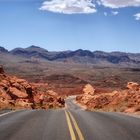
0 97 140 140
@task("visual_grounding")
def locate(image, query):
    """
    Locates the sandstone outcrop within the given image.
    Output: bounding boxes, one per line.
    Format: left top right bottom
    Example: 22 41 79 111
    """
76 83 140 114
127 82 140 91
83 84 95 95
0 66 65 110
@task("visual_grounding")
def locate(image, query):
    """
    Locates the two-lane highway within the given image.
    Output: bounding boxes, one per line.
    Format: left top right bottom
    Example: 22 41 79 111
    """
66 96 140 140
0 109 71 140
0 96 140 140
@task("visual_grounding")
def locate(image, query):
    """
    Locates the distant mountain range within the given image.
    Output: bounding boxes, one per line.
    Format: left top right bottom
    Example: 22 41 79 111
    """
0 45 140 67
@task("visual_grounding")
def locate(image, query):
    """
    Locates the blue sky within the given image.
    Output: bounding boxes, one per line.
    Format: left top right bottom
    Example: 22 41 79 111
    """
0 0 140 52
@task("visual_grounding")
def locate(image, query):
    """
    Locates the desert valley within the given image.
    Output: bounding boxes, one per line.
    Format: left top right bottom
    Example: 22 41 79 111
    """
1 0 140 139
0 45 140 115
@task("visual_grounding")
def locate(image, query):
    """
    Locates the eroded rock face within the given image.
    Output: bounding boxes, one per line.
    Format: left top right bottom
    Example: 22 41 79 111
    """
0 66 65 110
83 84 95 95
15 99 33 109
9 87 28 98
127 82 140 90
32 86 65 109
76 83 140 114
0 72 34 109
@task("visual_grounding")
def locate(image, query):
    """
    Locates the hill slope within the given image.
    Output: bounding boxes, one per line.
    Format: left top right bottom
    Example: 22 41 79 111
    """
0 45 140 90
7 45 140 66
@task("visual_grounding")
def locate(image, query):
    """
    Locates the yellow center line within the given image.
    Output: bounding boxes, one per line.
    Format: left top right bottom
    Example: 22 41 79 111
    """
65 110 76 140
68 110 85 140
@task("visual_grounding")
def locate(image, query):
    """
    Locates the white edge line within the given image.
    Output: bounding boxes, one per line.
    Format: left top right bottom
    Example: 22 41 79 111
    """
0 110 23 117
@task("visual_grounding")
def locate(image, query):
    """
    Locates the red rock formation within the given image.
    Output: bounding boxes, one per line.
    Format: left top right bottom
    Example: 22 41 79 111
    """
76 83 140 114
31 83 65 109
127 82 140 91
0 66 65 110
83 84 95 95
9 87 28 98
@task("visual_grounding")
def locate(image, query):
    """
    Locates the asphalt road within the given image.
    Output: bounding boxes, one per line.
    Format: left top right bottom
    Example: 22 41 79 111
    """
0 96 140 140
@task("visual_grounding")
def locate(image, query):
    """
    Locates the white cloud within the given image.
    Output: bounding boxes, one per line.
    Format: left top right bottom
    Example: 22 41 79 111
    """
99 0 140 8
134 13 140 20
96 0 102 5
104 12 107 16
112 11 119 15
40 0 97 14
